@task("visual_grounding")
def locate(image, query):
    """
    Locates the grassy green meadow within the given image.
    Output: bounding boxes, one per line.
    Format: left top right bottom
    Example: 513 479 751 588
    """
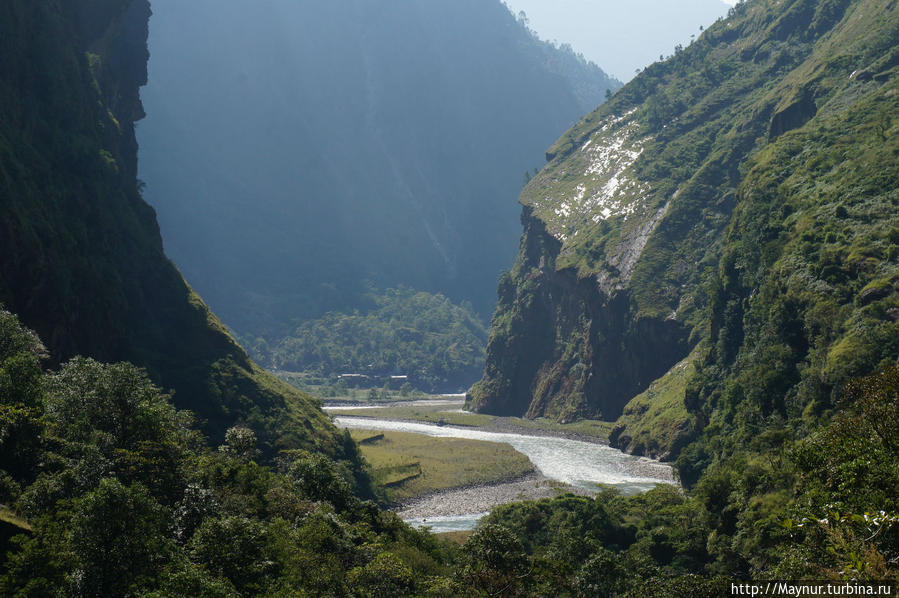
349 430 534 503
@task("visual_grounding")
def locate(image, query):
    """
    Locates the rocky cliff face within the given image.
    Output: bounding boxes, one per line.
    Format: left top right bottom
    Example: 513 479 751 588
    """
468 207 690 421
0 0 350 460
470 0 899 466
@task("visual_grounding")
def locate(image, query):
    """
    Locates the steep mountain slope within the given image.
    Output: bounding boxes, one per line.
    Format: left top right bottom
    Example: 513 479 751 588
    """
136 0 619 344
0 0 350 459
469 0 898 466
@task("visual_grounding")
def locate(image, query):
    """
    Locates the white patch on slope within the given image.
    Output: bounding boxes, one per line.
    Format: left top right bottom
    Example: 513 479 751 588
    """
535 109 653 240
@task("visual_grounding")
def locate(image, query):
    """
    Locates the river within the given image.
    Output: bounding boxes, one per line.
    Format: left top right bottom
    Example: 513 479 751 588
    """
333 415 675 532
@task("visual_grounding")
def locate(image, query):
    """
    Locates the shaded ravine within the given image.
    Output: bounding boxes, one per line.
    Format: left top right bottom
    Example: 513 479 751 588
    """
333 415 674 532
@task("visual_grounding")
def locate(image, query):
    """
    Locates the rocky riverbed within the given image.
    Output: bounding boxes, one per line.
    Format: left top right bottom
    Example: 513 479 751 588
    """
396 472 590 520
335 413 676 531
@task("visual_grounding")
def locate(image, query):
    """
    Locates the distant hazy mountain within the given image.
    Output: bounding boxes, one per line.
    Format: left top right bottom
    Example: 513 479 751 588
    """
137 0 619 347
502 0 731 81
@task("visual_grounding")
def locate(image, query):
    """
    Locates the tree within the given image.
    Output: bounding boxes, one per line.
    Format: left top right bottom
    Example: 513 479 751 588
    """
460 524 529 596
187 516 273 595
288 452 354 512
44 358 188 454
68 479 170 596
347 552 415 598
136 563 239 598
0 309 46 409
218 426 259 460
574 548 627 598
43 358 193 503
0 310 47 485
788 363 899 578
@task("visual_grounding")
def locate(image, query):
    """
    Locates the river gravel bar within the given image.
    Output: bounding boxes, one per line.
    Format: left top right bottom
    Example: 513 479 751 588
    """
396 473 591 519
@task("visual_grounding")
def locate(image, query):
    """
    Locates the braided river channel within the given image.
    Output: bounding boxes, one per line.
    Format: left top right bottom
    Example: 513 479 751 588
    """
331 408 675 533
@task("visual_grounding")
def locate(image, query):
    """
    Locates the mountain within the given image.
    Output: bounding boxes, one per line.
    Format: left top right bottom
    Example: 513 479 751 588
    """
0 0 352 460
503 0 731 81
2 0 897 590
136 0 619 352
469 0 899 470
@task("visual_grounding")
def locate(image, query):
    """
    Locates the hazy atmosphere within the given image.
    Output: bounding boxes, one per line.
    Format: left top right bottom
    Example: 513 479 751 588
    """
502 0 731 79
2 0 896 594
137 0 618 391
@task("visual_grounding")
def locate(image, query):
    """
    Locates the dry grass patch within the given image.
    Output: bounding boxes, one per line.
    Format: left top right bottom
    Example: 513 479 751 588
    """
350 430 534 503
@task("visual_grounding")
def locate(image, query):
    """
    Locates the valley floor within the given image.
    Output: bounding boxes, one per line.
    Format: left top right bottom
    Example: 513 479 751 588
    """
323 395 674 531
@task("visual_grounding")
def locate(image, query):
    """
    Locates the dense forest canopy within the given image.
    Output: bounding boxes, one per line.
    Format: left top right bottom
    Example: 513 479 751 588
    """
2 308 896 594
246 287 488 392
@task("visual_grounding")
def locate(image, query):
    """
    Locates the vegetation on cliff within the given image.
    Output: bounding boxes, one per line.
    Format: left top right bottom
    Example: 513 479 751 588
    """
480 361 899 588
2 0 897 593
471 0 899 459
466 0 899 587
609 349 696 459
0 0 347 458
2 304 897 598
0 309 459 597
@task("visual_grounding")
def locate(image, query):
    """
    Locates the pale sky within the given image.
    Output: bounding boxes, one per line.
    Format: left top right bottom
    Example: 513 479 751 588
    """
501 0 732 81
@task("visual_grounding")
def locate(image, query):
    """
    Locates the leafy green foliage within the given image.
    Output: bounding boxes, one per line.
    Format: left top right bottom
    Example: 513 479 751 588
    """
0 309 47 497
468 0 899 590
16 317 887 594
346 552 415 598
3 0 897 593
479 369 898 588
682 60 899 481
460 524 530 596
0 311 457 597
780 364 899 578
248 287 488 391
69 479 171 596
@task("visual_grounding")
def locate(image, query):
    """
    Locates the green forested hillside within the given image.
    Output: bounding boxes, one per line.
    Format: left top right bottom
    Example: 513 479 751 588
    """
246 287 488 392
2 308 897 598
1 0 898 593
0 0 348 459
464 0 899 585
0 309 455 596
470 0 898 450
